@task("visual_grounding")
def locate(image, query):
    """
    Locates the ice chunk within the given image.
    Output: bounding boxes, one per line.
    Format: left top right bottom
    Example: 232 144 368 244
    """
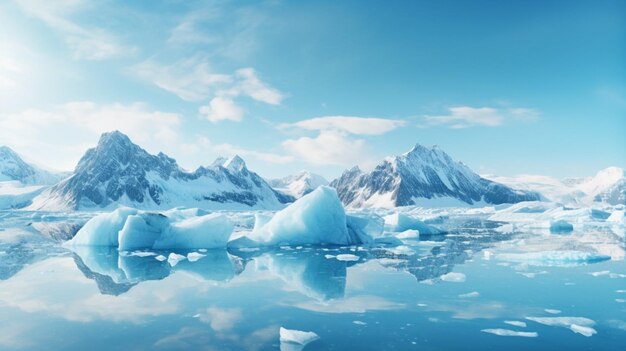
129 251 157 257
481 329 537 337
167 253 186 267
544 309 561 314
279 327 319 351
383 213 443 234
335 254 359 262
152 213 234 249
571 324 597 337
526 316 596 336
458 291 479 298
245 187 369 247
549 220 573 234
187 252 206 262
155 255 167 261
118 213 169 251
395 229 419 239
440 272 466 282
253 213 273 232
496 251 610 267
65 207 138 247
607 210 625 224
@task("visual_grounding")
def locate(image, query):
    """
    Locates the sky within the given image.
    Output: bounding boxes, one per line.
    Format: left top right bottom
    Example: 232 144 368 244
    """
0 0 624 180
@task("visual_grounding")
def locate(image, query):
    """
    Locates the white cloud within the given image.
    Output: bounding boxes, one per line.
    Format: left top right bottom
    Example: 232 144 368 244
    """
422 106 540 128
295 295 405 314
200 95 245 122
282 116 406 135
282 130 368 166
132 56 232 102
212 143 294 164
13 0 133 60
236 68 284 105
198 307 242 332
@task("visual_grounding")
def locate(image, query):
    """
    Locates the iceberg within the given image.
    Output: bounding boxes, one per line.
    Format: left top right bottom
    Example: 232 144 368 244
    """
279 327 319 351
526 316 596 337
481 329 538 338
242 186 372 247
66 208 234 250
383 213 443 235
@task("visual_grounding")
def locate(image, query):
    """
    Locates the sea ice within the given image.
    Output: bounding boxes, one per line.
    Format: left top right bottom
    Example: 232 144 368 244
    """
279 327 320 348
504 321 527 328
395 229 419 239
67 207 138 246
242 186 373 247
167 253 186 267
526 316 596 336
496 251 611 266
481 329 538 338
383 213 443 234
187 252 206 262
335 254 359 262
570 324 597 337
458 291 480 298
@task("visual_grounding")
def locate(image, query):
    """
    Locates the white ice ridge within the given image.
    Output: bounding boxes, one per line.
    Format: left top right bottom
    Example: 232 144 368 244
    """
496 251 611 267
279 327 319 351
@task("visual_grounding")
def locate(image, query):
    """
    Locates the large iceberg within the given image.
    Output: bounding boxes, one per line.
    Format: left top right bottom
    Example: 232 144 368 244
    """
234 186 373 247
65 207 234 250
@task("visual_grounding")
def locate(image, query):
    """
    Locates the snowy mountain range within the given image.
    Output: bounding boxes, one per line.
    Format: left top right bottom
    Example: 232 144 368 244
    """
330 144 541 208
484 166 626 206
28 131 293 211
269 171 329 198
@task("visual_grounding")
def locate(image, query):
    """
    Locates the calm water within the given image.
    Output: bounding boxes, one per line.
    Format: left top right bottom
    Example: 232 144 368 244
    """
1 212 625 350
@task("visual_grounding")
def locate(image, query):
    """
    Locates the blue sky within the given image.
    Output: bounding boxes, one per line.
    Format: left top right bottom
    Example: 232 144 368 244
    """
0 0 624 180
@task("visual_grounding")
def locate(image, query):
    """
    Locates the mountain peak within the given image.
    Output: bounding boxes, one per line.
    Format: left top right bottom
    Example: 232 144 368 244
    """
223 155 247 172
97 131 133 148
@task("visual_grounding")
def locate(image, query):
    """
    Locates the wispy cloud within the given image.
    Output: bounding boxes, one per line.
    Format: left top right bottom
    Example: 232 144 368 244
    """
282 130 368 166
422 106 540 128
13 0 134 60
280 116 406 135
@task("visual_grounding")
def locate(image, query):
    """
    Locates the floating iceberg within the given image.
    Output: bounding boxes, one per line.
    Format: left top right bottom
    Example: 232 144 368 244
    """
481 329 538 338
383 213 443 235
237 187 373 247
66 207 234 250
526 316 596 337
279 327 319 351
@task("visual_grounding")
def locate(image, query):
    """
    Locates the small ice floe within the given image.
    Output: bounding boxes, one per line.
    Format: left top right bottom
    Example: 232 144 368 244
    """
440 272 466 283
129 251 157 257
496 251 610 267
417 303 428 307
544 309 561 314
526 316 596 337
589 270 610 277
395 229 419 239
167 253 186 267
155 255 167 261
387 245 414 255
353 321 367 325
187 252 206 262
458 291 480 298
324 254 336 259
198 248 208 253
279 327 319 351
481 329 538 338
336 254 359 262
504 321 527 328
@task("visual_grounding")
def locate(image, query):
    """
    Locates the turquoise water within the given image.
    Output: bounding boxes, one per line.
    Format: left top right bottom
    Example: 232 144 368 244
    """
1 213 625 350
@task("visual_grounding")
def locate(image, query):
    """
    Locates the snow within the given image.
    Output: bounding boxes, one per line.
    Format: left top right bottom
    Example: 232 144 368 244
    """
481 329 538 337
496 251 611 266
440 272 466 282
335 254 359 262
270 171 328 198
383 213 443 234
239 186 372 247
65 207 234 250
279 327 319 349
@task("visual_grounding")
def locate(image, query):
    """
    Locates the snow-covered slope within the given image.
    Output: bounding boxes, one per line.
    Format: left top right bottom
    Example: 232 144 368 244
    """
29 131 293 211
485 167 626 205
269 171 328 198
0 146 64 185
330 143 540 208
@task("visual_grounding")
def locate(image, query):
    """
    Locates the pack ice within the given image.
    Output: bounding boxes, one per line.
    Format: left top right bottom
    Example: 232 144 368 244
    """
231 186 377 247
65 207 234 250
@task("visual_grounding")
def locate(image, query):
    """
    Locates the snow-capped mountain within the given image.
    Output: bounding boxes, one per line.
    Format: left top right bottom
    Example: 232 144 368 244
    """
269 171 329 198
0 146 67 209
0 146 64 185
330 143 540 208
485 166 626 205
29 131 294 211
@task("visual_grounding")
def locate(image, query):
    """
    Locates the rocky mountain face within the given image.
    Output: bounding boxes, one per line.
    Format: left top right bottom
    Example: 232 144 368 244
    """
0 146 63 185
29 131 293 210
330 144 540 208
